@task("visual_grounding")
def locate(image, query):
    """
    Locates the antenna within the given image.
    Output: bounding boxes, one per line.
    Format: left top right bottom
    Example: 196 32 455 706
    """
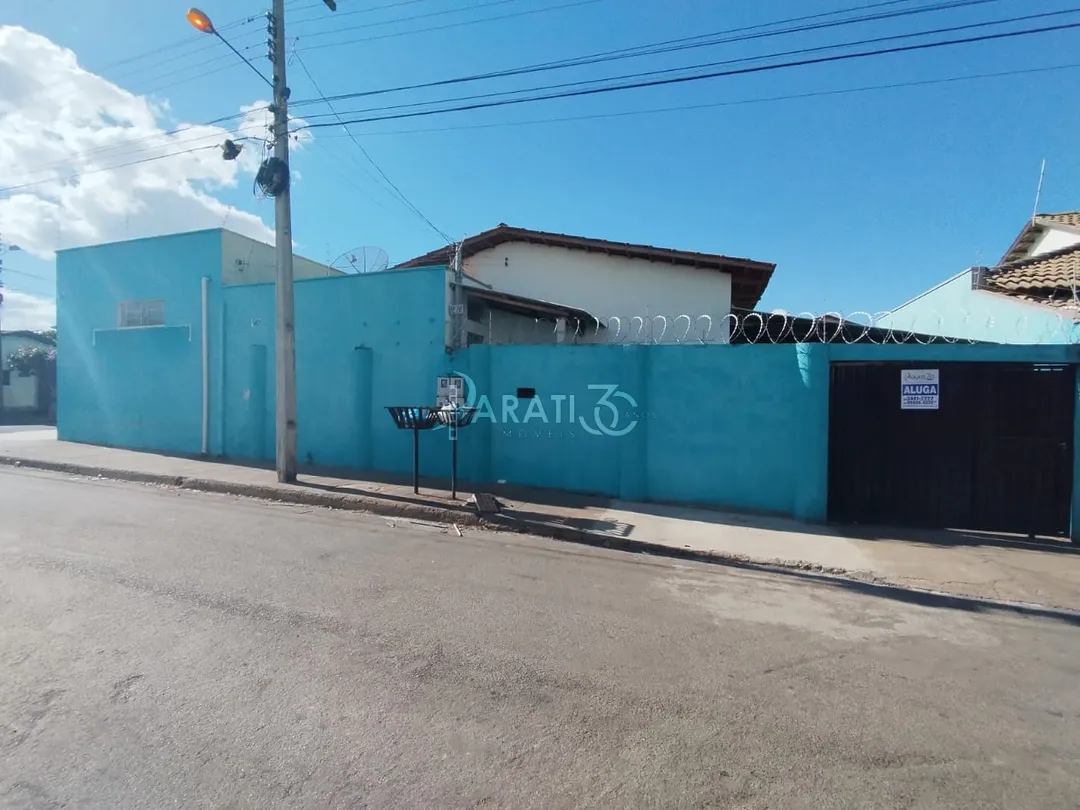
329 246 389 274
1032 158 1047 222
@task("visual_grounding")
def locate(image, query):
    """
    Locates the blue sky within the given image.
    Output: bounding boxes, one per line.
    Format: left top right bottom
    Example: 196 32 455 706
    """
3 0 1080 323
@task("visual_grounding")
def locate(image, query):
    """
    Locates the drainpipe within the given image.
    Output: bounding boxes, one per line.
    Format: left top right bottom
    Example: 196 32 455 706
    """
201 276 209 455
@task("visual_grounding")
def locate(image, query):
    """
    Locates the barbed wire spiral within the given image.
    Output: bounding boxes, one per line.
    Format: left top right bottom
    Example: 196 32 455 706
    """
454 304 1080 347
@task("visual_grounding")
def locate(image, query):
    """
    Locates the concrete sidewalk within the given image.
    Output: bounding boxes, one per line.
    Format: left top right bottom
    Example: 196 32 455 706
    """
2 429 1079 612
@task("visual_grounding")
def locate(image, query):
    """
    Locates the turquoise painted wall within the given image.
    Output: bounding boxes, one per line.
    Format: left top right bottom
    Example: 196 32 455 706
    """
880 270 1080 344
449 342 1078 529
450 343 828 518
56 234 1080 538
220 267 448 474
56 229 224 454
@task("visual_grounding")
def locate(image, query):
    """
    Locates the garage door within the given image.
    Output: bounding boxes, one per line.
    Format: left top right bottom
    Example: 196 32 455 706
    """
827 362 1075 536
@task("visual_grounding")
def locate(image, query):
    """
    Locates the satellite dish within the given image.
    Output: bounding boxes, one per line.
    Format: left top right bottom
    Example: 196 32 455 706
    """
330 246 389 274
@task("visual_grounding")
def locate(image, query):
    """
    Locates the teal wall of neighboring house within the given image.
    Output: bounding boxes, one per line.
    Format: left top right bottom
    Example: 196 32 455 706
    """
448 344 828 519
879 270 1080 344
56 229 224 454
219 267 447 474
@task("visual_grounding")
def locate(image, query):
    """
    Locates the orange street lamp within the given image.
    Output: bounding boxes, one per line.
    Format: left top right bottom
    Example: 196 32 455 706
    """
186 8 215 35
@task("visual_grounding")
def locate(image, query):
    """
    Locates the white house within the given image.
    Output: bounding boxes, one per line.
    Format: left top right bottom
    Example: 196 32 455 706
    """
393 224 775 346
1 330 53 414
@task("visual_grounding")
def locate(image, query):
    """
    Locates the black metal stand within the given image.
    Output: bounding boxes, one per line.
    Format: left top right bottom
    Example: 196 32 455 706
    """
412 425 420 494
435 407 477 500
386 407 440 495
450 425 459 499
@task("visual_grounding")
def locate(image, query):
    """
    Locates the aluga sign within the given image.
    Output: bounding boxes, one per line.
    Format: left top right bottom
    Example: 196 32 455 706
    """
441 372 643 437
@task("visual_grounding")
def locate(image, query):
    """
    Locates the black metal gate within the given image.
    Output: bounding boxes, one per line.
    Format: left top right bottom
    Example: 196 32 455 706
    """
828 362 1075 536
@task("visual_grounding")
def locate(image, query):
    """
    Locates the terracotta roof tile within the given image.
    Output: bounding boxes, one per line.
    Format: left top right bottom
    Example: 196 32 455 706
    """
999 211 1080 265
1039 211 1080 229
984 243 1080 306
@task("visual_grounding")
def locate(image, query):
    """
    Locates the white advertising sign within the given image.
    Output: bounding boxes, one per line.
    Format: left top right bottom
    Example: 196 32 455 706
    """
436 375 464 407
901 369 939 410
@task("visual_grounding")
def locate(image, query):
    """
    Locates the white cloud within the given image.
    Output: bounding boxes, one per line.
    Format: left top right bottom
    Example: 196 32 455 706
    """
0 26 312 260
1 289 55 331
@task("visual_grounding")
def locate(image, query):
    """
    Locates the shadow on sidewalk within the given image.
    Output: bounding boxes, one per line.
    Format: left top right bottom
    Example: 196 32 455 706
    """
610 543 1080 627
598 501 1080 555
782 566 1080 627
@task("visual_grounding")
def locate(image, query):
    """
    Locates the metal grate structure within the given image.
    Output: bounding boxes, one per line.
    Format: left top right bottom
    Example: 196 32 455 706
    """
385 406 441 494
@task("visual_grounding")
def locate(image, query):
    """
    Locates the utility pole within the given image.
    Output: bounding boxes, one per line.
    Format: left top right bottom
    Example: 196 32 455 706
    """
266 0 336 482
451 241 464 351
0 237 5 418
0 235 15 418
188 3 334 481
267 0 299 482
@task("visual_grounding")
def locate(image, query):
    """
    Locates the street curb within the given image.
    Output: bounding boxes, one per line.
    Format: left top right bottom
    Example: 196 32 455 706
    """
4 455 1079 622
0 455 485 529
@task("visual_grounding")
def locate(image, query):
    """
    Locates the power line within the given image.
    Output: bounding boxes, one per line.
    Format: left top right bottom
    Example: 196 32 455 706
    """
1 116 269 187
312 61 1080 137
0 266 51 282
212 29 273 88
123 37 266 94
292 0 604 52
0 145 221 195
290 0 450 25
292 0 1006 108
292 0 519 39
13 60 1067 198
290 51 451 242
298 6 1079 121
34 14 263 94
6 13 1076 198
122 1 581 97
298 18 1080 129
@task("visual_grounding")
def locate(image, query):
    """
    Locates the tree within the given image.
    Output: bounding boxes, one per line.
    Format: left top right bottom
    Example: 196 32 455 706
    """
6 333 57 422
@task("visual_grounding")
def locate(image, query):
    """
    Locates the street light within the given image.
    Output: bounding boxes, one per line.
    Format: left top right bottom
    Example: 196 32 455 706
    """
185 8 215 34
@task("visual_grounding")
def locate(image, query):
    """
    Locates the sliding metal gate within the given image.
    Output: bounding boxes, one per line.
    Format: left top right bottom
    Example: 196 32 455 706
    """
828 362 1075 536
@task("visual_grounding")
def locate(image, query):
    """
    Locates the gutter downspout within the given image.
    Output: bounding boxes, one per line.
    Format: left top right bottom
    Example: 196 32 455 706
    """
201 276 209 455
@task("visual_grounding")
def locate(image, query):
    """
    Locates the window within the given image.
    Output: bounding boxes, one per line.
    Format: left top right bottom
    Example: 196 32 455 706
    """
118 299 166 328
467 299 487 322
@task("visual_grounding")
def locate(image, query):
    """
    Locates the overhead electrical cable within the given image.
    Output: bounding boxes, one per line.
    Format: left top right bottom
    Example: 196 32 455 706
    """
297 6 1080 121
291 51 452 242
291 0 604 52
295 19 1080 130
0 145 223 195
291 0 519 39
290 0 455 24
291 0 1008 107
311 62 1080 137
2 116 269 186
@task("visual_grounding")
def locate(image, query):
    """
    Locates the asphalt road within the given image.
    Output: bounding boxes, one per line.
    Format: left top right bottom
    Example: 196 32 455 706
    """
0 469 1078 809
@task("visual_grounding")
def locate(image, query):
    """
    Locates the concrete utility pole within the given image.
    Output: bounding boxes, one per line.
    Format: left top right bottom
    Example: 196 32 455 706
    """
188 3 334 481
0 236 16 418
0 239 4 418
266 0 336 482
268 0 298 482
451 241 464 351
